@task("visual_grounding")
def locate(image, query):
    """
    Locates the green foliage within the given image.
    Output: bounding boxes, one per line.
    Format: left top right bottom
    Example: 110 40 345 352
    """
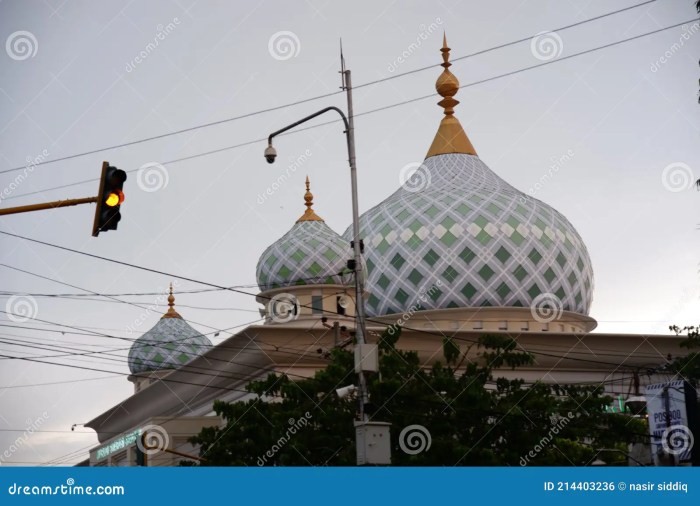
189 326 646 466
667 325 700 385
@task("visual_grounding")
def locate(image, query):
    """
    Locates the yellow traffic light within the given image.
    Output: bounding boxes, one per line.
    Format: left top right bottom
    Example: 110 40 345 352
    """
92 162 127 237
105 190 124 207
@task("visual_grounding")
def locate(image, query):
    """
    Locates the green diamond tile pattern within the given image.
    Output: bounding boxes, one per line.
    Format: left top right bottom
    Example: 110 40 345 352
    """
342 153 594 317
128 316 213 374
257 220 361 290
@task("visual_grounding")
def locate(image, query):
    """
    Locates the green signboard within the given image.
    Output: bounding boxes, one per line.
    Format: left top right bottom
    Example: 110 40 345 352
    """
95 429 141 461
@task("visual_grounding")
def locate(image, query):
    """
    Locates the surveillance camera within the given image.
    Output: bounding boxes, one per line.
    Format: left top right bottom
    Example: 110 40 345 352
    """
264 145 277 164
335 384 356 399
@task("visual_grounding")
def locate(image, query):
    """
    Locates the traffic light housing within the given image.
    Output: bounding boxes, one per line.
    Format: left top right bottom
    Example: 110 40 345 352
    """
92 161 126 237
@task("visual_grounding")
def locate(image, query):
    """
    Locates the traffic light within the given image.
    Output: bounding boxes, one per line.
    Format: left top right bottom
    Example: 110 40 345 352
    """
92 161 127 237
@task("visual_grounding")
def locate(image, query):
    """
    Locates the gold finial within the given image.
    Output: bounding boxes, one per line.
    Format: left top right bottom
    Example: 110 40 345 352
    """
162 282 182 319
296 176 324 222
425 33 477 159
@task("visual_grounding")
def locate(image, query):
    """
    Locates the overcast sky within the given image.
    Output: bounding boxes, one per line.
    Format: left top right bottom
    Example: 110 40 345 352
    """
0 0 698 466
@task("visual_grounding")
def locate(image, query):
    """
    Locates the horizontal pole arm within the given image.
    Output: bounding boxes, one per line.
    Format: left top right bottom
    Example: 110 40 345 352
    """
268 106 349 145
0 196 98 216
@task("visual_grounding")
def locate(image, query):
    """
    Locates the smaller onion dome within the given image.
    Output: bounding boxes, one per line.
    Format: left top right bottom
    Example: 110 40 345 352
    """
256 177 355 290
127 285 212 374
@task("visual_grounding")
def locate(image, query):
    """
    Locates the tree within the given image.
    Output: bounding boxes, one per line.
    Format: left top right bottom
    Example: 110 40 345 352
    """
189 327 647 466
667 325 700 384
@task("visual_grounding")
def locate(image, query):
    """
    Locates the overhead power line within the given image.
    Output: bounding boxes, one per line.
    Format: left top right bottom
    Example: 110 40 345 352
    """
0 229 676 374
0 1 664 186
3 16 693 203
352 0 658 90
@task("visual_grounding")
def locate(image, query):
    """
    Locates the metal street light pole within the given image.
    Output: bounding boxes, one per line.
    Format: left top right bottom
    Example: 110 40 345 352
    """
265 76 369 416
342 68 370 422
266 64 390 465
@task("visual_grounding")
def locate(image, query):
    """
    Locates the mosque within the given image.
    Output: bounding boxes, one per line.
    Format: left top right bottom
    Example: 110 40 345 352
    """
83 37 687 466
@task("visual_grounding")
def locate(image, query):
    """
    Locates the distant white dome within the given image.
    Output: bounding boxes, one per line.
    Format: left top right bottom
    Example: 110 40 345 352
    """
127 287 211 374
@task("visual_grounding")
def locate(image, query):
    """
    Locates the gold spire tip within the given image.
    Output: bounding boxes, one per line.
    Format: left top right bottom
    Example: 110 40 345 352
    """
162 282 182 319
296 176 323 222
425 33 477 158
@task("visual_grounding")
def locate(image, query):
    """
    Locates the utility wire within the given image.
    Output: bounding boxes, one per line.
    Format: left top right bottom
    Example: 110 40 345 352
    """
0 313 675 364
0 352 258 394
0 0 658 179
0 229 676 373
0 262 248 334
352 0 659 90
4 14 685 202
0 315 328 382
10 14 695 201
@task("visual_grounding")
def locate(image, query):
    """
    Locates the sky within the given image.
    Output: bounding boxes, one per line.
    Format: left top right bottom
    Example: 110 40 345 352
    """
0 0 699 466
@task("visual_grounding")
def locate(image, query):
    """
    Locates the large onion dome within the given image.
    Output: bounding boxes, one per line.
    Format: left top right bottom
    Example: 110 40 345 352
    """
127 285 212 374
256 177 355 290
345 35 594 318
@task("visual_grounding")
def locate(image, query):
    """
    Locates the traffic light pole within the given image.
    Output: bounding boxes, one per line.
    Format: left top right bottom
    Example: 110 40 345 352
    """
0 161 127 237
0 196 98 216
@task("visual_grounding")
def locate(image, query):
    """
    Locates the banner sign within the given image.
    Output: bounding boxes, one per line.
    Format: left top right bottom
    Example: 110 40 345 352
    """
645 380 697 464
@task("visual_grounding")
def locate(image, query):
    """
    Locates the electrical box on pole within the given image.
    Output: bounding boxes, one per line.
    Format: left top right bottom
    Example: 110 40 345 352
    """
354 421 391 465
354 343 378 373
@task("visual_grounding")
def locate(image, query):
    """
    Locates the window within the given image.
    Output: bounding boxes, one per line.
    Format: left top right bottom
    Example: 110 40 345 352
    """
311 295 323 315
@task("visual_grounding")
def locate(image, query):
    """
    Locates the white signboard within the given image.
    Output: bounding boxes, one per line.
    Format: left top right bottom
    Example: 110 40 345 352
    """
645 380 693 464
